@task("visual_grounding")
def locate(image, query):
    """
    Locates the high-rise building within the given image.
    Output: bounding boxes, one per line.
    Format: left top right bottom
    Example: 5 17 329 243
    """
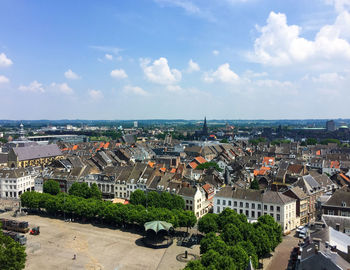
326 120 336 132
134 121 138 128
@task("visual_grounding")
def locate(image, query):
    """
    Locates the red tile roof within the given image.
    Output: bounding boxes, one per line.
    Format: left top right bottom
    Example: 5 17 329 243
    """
194 156 206 164
189 161 198 169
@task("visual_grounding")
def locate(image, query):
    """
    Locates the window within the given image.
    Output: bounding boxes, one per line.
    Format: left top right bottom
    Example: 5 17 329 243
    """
258 212 261 217
234 209 237 213
245 210 249 216
240 209 243 214
252 203 255 209
264 205 267 211
234 201 237 207
223 200 226 206
240 202 243 207
327 209 334 215
186 200 189 204
277 214 280 221
228 201 232 206
246 203 249 208
251 211 255 218
277 206 280 212
270 205 274 211
217 199 221 205
217 206 220 213
341 211 350 217
258 204 261 210
270 213 274 218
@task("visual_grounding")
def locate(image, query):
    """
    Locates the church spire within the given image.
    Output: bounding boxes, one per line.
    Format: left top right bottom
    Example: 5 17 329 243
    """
202 116 208 136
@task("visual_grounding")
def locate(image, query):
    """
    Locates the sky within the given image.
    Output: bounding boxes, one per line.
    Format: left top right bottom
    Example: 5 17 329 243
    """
0 0 350 120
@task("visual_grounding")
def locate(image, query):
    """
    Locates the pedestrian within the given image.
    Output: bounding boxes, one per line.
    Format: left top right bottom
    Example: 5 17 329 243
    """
73 254 76 260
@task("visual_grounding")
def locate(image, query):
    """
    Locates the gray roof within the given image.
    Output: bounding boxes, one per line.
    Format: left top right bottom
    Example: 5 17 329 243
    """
0 153 8 164
12 144 62 161
216 187 295 204
0 168 30 178
303 175 321 189
178 186 198 197
323 189 350 208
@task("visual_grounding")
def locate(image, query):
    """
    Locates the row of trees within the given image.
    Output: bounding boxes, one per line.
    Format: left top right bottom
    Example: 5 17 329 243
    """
0 226 27 270
187 208 282 269
129 190 185 210
20 191 196 230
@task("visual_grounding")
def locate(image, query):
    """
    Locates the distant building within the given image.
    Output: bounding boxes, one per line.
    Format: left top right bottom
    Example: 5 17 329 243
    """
134 121 138 128
326 120 336 132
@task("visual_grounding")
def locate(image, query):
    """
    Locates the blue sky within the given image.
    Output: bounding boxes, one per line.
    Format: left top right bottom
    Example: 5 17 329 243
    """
0 0 350 120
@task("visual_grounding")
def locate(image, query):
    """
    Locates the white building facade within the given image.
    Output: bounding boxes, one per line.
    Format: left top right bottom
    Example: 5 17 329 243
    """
0 168 35 199
214 187 297 234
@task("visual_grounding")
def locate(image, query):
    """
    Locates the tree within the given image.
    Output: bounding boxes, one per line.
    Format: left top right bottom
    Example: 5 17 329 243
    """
201 249 237 270
43 180 60 195
0 227 27 270
198 213 218 234
68 182 91 198
146 191 161 208
226 245 249 269
306 138 317 145
90 183 102 200
221 224 243 245
250 178 259 190
130 190 146 206
220 138 228 143
196 162 223 172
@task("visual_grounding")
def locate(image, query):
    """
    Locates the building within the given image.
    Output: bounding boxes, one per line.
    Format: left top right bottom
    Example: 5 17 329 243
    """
284 186 310 226
322 189 350 217
27 134 88 144
0 168 35 198
178 185 212 218
326 120 336 132
8 144 64 168
214 187 297 233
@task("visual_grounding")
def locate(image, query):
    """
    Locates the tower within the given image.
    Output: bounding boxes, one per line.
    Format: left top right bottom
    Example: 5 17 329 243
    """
202 117 208 136
19 123 26 140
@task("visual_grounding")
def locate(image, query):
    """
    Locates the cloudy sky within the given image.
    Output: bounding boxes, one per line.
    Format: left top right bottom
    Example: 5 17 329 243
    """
0 0 350 120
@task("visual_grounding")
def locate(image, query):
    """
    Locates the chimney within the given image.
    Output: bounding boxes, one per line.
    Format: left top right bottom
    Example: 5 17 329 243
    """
336 223 340 231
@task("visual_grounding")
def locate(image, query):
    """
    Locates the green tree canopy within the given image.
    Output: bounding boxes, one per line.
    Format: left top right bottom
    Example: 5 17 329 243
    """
250 178 259 190
68 182 102 199
306 138 318 145
0 226 27 270
43 180 60 195
198 213 218 234
196 162 223 172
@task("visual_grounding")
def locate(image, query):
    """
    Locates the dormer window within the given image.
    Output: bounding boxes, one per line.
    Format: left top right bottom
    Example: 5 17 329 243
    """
342 202 347 207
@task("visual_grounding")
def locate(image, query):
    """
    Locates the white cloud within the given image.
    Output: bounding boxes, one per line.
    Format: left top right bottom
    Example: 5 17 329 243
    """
154 0 200 14
204 63 239 83
326 0 350 12
123 85 148 96
110 68 128 79
105 54 113 60
166 85 182 92
90 46 122 55
140 57 181 84
50 82 73 95
89 89 104 100
308 72 345 83
19 81 45 93
0 53 13 67
0 75 9 84
187 59 200 73
254 79 293 88
212 50 220 55
250 11 350 66
64 69 80 80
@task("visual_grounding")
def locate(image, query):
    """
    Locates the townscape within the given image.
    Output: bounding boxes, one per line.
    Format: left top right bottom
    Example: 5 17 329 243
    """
1 1 350 269
1 119 350 269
